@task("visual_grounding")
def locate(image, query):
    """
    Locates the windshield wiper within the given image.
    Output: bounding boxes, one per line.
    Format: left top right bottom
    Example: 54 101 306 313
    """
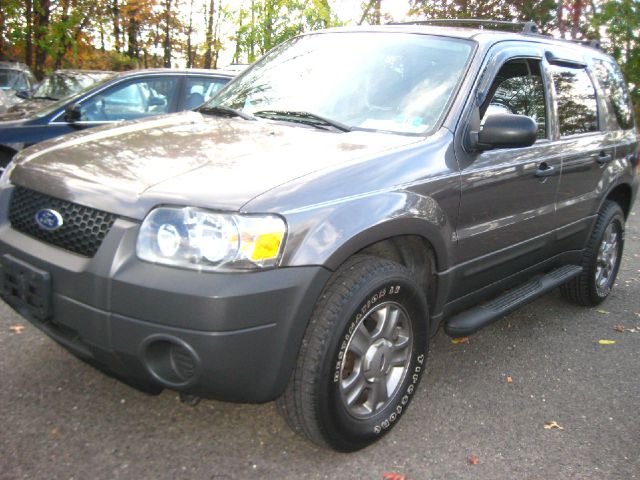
198 105 256 121
31 95 59 101
252 110 351 132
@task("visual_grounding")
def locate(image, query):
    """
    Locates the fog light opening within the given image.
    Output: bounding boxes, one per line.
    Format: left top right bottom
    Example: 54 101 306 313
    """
142 336 200 388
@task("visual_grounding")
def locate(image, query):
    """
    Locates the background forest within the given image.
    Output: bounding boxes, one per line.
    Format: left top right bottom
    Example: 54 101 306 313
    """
0 0 638 115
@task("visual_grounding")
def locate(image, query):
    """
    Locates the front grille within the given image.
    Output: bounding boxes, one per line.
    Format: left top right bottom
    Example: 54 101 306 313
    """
8 186 117 257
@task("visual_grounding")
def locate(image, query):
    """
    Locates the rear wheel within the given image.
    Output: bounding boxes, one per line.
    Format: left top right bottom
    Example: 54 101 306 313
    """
277 255 429 451
561 200 625 306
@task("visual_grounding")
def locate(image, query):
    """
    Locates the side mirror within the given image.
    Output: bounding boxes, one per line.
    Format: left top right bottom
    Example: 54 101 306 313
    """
474 114 537 151
15 90 31 100
64 103 82 123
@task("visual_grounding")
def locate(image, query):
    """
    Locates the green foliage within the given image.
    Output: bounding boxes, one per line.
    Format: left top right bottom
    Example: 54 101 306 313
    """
233 0 340 63
594 0 640 118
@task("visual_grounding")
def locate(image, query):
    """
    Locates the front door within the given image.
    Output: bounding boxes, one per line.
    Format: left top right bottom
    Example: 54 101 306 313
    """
453 54 562 297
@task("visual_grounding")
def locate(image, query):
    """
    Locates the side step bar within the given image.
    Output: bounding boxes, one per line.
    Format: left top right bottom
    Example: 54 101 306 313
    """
444 265 583 337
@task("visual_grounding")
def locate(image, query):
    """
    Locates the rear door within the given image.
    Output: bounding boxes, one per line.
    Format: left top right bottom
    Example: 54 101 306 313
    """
546 56 615 254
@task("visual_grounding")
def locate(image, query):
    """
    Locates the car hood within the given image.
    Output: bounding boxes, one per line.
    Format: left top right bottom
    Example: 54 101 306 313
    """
4 98 50 118
11 111 422 219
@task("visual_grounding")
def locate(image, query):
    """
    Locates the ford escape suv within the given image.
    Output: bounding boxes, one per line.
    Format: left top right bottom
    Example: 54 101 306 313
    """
0 22 637 452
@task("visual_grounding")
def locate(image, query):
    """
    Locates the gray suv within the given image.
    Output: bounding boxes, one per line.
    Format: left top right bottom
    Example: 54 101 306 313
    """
0 23 637 452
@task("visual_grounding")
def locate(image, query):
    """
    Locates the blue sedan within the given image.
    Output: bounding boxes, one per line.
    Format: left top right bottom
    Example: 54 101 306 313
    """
0 68 234 168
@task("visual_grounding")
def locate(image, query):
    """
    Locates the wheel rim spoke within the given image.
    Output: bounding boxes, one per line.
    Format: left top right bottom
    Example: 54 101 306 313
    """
342 371 366 406
349 325 372 357
367 379 389 411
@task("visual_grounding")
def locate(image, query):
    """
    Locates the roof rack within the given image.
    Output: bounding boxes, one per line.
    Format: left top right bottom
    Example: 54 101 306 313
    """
568 39 601 50
388 19 540 35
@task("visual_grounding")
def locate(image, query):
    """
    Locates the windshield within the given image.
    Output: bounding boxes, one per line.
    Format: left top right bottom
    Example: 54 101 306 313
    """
32 73 118 118
33 71 114 101
209 32 473 134
0 69 26 90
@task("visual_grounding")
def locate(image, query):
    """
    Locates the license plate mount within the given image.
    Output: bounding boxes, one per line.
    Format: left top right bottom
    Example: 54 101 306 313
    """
0 254 52 321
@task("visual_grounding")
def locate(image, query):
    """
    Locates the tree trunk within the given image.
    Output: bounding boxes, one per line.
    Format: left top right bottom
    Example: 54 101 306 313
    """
25 0 33 68
186 0 194 68
53 0 70 70
112 0 121 53
33 0 50 79
162 0 172 68
126 2 139 60
557 2 566 39
570 0 583 39
0 0 5 58
204 0 215 69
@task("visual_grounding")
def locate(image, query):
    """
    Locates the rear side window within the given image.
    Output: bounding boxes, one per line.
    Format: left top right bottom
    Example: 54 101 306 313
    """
550 66 598 136
592 60 634 130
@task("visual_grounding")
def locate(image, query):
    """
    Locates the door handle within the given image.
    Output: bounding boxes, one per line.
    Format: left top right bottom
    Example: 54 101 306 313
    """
597 152 613 165
535 163 556 178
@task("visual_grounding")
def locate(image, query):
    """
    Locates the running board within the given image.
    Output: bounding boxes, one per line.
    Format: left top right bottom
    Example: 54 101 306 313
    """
444 265 583 337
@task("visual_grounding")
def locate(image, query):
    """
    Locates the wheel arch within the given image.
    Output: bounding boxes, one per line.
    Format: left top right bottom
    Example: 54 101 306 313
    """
604 182 633 219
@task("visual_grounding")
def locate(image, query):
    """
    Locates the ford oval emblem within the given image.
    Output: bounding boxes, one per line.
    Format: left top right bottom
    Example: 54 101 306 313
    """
35 209 64 231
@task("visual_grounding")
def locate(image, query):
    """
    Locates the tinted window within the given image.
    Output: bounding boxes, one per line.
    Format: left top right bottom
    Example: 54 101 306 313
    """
592 60 634 130
551 67 598 136
79 77 178 122
185 77 229 110
482 59 547 139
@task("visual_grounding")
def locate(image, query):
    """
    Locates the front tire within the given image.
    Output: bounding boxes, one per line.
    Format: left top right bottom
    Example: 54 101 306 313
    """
277 255 429 451
561 200 625 306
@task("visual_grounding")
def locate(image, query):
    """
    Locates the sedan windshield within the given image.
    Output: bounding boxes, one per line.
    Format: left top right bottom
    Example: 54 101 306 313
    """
33 72 114 101
0 69 25 90
209 32 473 134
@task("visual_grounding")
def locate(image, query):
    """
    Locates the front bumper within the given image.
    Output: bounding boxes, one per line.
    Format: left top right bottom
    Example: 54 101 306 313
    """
0 188 330 402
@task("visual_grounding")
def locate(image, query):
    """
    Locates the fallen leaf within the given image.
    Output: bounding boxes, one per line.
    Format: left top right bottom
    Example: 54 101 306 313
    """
383 473 406 480
506 376 513 384
50 427 60 437
467 455 480 465
596 309 610 315
9 325 25 334
598 339 616 345
451 337 469 344
613 325 626 332
544 421 565 431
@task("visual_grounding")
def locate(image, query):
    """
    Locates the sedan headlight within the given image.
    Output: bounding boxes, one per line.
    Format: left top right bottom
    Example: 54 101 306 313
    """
136 207 286 271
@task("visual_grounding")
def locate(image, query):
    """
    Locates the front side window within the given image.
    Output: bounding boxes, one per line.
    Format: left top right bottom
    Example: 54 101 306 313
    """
592 60 634 130
209 32 474 135
185 77 229 110
550 66 598 136
79 77 178 122
482 59 547 139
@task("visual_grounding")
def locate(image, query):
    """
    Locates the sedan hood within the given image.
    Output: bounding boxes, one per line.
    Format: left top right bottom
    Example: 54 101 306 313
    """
11 111 421 219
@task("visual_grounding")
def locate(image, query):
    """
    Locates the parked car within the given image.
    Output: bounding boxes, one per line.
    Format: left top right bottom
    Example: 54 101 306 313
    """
0 61 36 112
0 68 234 168
0 23 636 452
7 69 117 118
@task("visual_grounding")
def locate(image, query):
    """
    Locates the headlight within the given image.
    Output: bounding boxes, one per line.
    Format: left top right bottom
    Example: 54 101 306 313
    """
136 207 287 271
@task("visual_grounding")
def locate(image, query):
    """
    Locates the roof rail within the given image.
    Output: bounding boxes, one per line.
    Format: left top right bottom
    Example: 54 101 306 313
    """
568 39 601 50
388 19 540 35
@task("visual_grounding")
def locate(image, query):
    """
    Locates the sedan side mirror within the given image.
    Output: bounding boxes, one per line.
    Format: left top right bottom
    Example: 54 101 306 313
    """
15 90 31 100
64 103 82 123
475 114 537 151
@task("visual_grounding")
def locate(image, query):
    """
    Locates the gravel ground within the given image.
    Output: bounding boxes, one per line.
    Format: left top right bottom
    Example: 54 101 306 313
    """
1 202 638 480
